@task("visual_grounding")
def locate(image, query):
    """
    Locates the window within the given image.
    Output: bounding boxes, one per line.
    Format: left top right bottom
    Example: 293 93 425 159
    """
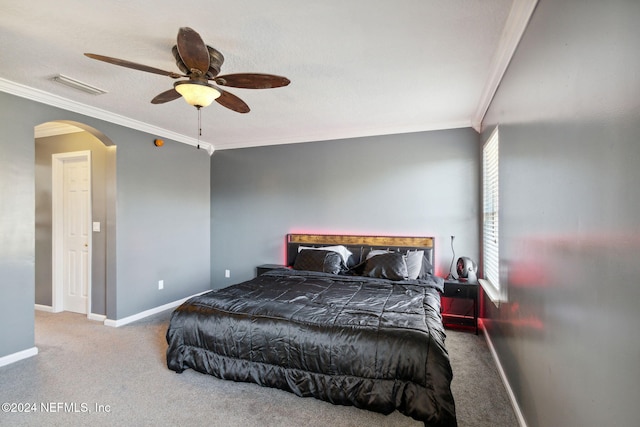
481 126 502 304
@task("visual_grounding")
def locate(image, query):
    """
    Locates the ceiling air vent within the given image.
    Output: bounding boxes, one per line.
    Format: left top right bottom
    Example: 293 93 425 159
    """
52 74 107 95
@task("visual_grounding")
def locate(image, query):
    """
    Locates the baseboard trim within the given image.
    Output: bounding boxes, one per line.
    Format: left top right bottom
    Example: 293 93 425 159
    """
479 318 528 427
103 290 209 328
0 347 39 368
87 313 107 322
34 304 53 312
37 304 108 323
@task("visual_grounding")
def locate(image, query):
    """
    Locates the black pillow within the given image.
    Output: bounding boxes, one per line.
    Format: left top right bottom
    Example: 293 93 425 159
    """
363 252 408 281
293 249 344 274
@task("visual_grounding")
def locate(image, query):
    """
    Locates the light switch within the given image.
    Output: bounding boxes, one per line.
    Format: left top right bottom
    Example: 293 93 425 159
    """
92 222 101 232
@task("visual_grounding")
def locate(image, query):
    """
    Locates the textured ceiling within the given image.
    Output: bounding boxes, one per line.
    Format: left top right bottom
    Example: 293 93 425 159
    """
1 0 523 152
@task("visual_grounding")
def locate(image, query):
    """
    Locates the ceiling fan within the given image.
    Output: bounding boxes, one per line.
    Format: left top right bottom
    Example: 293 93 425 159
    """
85 27 290 113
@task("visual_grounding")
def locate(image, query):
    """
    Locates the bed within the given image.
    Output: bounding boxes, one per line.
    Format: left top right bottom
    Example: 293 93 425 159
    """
166 234 457 426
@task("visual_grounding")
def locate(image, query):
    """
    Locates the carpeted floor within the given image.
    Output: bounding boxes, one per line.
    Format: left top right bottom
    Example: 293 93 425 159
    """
0 310 518 426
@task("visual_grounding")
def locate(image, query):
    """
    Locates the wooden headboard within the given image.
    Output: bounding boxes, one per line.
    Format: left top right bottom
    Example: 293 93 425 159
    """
286 233 435 272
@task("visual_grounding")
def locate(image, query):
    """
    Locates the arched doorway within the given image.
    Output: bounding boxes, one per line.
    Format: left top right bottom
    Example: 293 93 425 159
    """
34 120 116 320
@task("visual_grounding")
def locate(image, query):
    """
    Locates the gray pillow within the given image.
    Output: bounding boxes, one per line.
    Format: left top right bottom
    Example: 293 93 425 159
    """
405 250 424 280
419 255 434 278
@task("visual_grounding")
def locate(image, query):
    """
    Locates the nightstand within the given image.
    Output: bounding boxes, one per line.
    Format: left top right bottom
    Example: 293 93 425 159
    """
441 279 479 334
256 264 289 276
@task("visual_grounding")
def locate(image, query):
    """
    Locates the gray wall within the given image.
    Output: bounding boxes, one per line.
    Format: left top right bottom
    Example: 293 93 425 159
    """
35 131 111 315
480 1 640 426
0 93 36 357
114 125 211 319
0 91 211 359
211 128 480 288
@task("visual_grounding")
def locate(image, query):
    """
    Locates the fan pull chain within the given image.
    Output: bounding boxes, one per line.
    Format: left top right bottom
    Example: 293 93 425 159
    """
197 106 202 149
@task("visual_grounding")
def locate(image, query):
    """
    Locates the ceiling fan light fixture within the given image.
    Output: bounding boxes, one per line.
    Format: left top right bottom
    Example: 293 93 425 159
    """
174 81 221 108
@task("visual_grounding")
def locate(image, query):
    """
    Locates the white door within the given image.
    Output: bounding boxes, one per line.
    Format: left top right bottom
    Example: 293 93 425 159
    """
52 151 92 314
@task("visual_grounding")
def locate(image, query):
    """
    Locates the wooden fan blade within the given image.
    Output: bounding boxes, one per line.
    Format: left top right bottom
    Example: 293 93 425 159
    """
84 53 183 79
151 88 182 104
216 90 250 113
176 27 210 75
214 73 291 89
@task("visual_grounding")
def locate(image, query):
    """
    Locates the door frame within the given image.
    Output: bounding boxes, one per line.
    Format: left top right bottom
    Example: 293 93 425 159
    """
51 150 92 315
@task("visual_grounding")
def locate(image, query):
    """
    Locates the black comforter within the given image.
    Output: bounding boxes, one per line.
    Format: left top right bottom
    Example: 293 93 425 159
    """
166 269 457 426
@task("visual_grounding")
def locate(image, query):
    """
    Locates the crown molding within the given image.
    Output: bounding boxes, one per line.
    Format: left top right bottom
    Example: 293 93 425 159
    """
0 78 214 155
471 0 539 132
213 119 472 151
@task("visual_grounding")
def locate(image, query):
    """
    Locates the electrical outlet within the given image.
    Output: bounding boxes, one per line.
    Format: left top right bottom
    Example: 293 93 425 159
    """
225 270 230 278
158 280 164 290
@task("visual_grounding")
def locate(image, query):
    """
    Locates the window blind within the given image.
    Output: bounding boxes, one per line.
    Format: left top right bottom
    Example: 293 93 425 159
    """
483 127 500 293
